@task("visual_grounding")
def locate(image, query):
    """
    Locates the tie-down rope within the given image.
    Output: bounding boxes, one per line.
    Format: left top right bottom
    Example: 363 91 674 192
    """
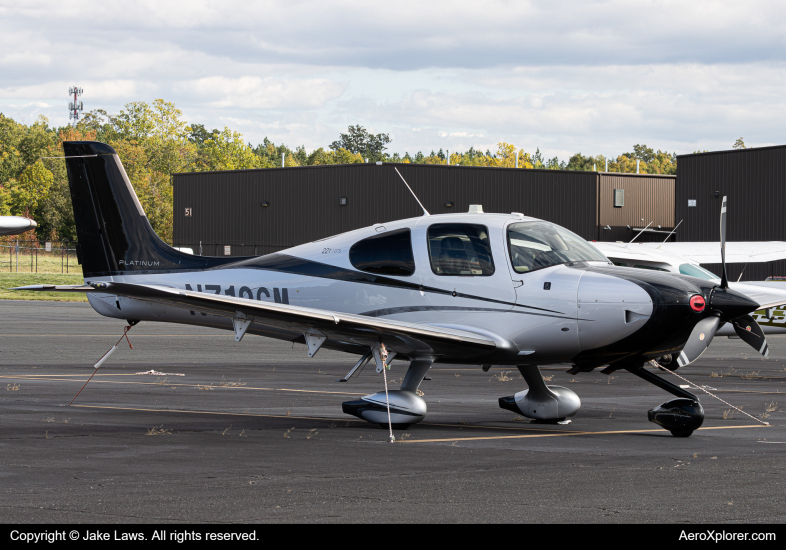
69 325 134 406
378 343 395 443
648 360 770 426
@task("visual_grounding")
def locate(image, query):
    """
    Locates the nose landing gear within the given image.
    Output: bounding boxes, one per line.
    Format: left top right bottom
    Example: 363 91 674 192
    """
624 362 705 437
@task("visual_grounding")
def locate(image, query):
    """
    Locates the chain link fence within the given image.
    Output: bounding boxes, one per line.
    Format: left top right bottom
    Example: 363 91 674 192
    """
0 241 79 273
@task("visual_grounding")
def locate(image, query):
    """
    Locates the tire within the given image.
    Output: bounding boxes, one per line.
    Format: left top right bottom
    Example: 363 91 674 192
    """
670 429 694 437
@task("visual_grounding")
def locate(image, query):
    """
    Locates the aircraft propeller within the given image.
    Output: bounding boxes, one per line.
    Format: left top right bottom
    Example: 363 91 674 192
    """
676 196 768 367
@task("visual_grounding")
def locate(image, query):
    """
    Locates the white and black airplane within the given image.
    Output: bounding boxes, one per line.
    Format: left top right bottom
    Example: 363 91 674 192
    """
16 141 782 437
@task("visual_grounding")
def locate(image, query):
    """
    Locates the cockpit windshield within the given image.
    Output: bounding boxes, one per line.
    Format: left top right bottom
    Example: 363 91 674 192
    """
508 221 608 273
678 263 720 282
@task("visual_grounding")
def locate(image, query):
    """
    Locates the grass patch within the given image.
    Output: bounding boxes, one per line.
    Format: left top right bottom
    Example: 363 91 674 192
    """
0 273 87 302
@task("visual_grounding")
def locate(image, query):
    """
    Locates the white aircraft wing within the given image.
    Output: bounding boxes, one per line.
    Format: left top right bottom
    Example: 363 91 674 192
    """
641 242 786 264
15 282 497 359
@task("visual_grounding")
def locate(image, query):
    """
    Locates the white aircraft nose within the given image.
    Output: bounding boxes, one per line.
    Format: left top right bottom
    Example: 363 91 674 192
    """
0 216 36 236
577 271 653 351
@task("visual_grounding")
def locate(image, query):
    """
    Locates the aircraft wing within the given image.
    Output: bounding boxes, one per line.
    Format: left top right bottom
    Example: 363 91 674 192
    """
15 282 497 359
641 242 786 264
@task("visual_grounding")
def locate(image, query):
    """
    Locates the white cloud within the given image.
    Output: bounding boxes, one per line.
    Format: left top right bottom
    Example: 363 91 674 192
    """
0 1 785 157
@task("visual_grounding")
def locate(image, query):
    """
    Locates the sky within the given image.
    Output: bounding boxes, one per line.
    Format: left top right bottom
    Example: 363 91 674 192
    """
1 1 785 160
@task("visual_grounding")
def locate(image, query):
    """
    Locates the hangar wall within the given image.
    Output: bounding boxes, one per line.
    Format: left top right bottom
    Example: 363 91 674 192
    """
676 145 786 281
173 164 674 256
174 164 671 257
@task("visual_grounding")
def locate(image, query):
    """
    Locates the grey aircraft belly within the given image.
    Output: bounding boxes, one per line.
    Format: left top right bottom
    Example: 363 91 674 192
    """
16 141 771 437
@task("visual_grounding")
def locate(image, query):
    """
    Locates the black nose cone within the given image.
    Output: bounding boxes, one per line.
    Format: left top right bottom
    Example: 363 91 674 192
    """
709 287 760 321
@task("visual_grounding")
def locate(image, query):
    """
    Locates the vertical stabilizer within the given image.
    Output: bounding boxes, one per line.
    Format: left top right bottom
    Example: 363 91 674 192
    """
64 141 242 278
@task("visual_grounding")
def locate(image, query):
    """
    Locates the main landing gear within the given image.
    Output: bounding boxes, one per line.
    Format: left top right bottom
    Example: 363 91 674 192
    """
342 358 433 428
498 366 581 422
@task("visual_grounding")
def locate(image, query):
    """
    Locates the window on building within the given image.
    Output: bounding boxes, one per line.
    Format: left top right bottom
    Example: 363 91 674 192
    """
427 224 494 276
349 229 415 276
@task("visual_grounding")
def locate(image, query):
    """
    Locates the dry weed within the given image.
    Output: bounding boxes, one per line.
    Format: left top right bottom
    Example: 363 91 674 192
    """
416 389 425 397
44 417 55 423
607 376 617 384
454 373 461 377
608 408 616 418
219 376 247 387
723 409 735 420
6 383 20 391
692 452 699 458
543 374 554 382
399 433 411 441
222 426 232 436
762 401 778 419
196 384 212 391
155 377 168 385
710 372 720 378
306 429 318 440
741 371 761 380
146 425 172 436
512 416 525 422
283 428 294 438
238 429 247 437
490 371 513 382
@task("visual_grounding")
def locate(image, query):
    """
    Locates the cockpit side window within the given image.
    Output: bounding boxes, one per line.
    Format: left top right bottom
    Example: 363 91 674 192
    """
427 223 495 276
507 221 608 273
349 228 415 276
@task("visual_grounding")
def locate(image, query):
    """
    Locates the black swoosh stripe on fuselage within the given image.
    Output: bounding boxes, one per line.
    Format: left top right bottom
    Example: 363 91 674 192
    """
359 305 579 320
221 253 565 315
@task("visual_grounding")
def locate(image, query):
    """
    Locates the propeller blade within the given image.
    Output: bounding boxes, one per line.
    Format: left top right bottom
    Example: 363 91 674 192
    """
719 195 728 289
732 314 769 358
676 315 721 368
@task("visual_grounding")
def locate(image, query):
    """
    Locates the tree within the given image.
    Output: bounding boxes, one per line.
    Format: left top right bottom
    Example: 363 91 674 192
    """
623 144 656 163
733 137 746 149
330 125 391 162
9 161 54 217
200 127 262 171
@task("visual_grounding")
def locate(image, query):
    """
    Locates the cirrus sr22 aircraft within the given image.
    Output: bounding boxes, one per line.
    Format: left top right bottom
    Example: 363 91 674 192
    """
17 141 784 437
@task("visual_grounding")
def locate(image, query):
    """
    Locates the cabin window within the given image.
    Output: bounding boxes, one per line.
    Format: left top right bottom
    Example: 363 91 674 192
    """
349 228 415 276
427 223 494 276
678 263 720 281
507 221 608 273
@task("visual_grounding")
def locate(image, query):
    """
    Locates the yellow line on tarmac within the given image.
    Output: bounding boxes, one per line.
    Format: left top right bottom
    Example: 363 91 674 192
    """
71 404 366 423
0 375 366 396
68 404 580 434
400 424 769 443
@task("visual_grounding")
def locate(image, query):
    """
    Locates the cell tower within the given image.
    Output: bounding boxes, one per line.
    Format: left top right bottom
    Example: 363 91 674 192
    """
68 86 84 126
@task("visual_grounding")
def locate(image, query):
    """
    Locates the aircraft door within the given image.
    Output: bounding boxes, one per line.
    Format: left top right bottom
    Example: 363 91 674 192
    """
505 220 581 359
414 220 517 314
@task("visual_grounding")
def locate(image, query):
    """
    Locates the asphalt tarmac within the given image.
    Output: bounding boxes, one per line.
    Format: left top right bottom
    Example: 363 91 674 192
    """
1 300 785 523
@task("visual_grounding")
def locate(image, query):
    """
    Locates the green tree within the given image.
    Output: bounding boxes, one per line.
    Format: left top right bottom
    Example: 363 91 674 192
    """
9 160 54 217
733 137 746 149
200 127 262 171
330 125 391 162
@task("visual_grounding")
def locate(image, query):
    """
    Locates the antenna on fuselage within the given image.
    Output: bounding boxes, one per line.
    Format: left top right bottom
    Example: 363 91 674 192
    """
394 167 430 216
657 219 683 248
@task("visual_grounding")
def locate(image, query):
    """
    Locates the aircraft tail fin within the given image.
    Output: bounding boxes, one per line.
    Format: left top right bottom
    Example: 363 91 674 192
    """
63 141 240 278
